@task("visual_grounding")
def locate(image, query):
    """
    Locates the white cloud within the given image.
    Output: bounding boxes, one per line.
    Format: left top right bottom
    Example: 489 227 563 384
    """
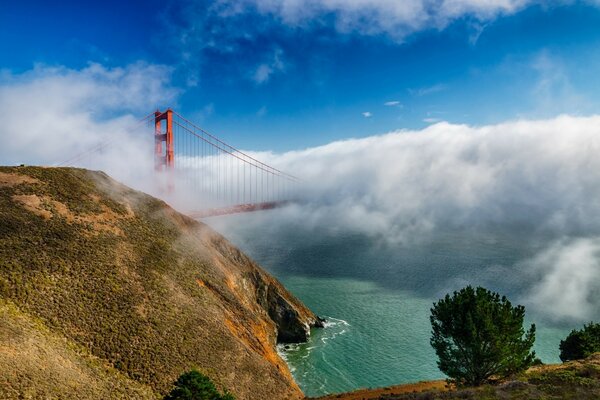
0 62 177 194
524 238 600 322
253 64 274 84
530 51 586 115
217 0 534 39
218 114 600 322
168 0 551 89
384 101 401 107
252 48 285 84
362 111 373 118
467 21 488 45
241 115 600 244
423 117 440 123
409 83 447 96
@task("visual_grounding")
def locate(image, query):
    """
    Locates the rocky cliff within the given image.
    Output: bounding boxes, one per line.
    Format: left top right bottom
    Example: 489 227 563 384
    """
0 166 321 400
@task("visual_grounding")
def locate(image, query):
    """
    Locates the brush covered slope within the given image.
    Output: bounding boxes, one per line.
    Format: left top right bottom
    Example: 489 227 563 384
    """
0 166 321 400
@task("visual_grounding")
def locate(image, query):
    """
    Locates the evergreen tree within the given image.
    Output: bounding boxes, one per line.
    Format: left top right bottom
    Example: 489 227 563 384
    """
560 322 600 362
430 286 536 386
164 370 235 400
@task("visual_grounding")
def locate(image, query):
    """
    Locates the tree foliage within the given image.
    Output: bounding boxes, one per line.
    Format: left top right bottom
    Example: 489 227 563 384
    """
164 370 235 400
430 286 536 386
560 322 600 362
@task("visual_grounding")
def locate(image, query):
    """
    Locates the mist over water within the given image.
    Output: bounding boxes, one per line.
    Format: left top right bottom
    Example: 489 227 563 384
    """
209 212 585 397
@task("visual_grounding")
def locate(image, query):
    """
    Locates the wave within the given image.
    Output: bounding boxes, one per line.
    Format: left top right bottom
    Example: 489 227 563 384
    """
277 316 353 393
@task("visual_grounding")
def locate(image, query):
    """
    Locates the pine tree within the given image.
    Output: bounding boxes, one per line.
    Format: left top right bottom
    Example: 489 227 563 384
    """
560 322 600 362
164 370 235 400
430 286 536 386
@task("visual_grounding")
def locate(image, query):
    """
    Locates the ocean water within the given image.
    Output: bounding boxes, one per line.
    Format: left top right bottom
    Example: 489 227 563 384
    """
207 214 572 398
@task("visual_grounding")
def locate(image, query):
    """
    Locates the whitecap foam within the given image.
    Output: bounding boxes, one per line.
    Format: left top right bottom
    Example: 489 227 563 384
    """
322 316 350 329
277 315 352 394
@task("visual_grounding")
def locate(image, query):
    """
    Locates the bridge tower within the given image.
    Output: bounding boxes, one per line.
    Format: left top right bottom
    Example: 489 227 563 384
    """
154 109 174 170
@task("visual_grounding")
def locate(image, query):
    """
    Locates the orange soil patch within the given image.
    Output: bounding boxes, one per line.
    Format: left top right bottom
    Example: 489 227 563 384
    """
12 193 133 236
0 172 41 187
196 279 207 288
194 256 300 390
223 315 291 378
220 303 270 361
312 380 450 400
12 194 53 219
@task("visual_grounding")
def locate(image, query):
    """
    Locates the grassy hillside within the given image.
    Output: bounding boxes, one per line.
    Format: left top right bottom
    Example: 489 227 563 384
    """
313 354 600 400
0 166 320 400
0 298 156 399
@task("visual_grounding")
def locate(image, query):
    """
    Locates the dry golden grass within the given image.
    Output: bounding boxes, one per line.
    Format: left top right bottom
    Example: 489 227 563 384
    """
0 171 41 187
0 166 319 400
0 299 157 399
312 380 449 400
11 189 132 235
310 355 600 400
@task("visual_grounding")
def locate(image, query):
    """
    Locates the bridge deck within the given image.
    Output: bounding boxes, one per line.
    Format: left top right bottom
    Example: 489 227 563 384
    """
188 201 290 218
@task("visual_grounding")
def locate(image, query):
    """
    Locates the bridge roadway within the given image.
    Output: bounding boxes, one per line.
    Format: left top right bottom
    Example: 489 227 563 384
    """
188 200 290 218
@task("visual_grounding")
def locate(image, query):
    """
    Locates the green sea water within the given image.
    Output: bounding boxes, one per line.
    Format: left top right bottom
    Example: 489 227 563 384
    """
208 215 572 398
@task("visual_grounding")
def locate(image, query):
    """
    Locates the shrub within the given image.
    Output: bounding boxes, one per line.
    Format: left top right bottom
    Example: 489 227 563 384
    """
430 286 536 386
164 370 235 400
560 323 600 362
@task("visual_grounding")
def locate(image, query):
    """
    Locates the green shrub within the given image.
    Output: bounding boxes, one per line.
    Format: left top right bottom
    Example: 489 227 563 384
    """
560 323 600 362
164 370 235 400
430 286 536 386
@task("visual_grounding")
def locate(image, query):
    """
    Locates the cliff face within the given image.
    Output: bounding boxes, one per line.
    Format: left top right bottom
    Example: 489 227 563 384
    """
0 166 320 400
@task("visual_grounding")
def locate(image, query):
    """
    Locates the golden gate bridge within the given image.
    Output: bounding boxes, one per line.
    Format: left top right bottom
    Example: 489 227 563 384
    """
59 108 300 218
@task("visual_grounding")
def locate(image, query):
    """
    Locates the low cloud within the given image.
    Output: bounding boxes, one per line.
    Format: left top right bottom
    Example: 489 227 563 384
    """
0 62 177 194
239 115 600 241
362 111 373 118
384 101 401 107
523 238 600 322
231 114 600 323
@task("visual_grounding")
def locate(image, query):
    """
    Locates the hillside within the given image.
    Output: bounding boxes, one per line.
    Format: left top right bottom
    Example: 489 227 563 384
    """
313 354 600 400
0 166 322 400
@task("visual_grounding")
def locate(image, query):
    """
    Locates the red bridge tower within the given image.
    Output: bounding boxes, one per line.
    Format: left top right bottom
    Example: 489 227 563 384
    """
154 109 174 170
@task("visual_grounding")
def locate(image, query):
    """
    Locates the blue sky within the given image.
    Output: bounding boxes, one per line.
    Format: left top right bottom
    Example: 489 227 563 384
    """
3 0 600 151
